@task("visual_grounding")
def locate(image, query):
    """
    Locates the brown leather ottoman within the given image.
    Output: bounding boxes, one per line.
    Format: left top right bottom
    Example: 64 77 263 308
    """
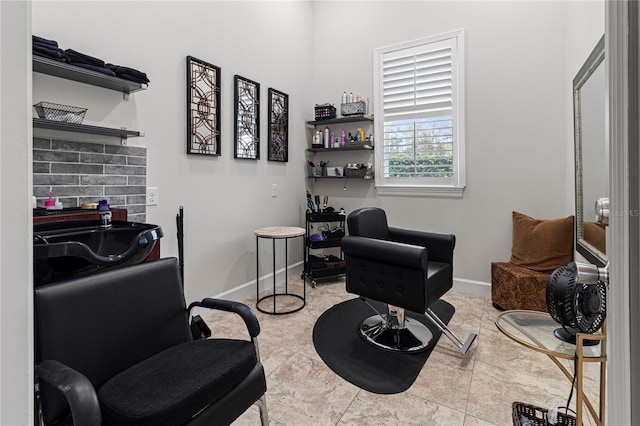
491 262 551 312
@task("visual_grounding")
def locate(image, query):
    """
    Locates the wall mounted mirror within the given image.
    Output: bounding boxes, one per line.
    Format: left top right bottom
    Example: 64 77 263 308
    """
574 35 607 267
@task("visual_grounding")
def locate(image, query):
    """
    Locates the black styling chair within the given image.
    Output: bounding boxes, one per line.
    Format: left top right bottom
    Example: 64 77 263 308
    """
341 207 476 355
34 257 268 426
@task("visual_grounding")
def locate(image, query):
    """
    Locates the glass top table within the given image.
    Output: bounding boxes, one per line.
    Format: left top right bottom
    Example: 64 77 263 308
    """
496 310 606 426
495 310 604 359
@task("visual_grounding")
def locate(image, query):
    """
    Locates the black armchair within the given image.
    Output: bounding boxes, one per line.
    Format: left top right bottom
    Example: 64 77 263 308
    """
34 257 268 426
341 207 476 355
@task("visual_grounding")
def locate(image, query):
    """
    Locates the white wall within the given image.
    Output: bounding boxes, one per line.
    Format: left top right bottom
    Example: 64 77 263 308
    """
0 1 33 424
31 1 605 300
311 1 604 292
33 1 313 302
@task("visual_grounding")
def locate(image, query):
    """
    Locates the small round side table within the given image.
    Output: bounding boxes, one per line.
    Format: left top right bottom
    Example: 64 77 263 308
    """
255 226 306 315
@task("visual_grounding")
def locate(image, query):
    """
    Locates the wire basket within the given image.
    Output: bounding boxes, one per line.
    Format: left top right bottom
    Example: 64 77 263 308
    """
314 105 336 120
344 165 368 177
341 101 366 116
512 402 577 426
34 102 87 124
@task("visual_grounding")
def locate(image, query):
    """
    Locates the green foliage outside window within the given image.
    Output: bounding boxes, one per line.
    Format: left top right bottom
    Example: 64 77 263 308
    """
384 116 454 178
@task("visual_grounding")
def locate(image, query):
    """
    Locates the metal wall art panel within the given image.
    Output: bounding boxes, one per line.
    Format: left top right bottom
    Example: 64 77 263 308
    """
186 56 221 156
268 88 289 162
234 75 260 160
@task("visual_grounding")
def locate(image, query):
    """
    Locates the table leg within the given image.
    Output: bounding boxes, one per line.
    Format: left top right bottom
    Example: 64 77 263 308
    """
302 234 306 298
577 351 584 426
272 238 276 313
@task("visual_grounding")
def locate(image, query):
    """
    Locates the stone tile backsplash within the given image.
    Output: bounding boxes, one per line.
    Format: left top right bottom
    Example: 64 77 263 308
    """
33 138 147 222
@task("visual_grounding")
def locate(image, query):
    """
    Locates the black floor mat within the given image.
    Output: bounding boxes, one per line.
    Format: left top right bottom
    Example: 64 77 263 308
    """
312 298 455 394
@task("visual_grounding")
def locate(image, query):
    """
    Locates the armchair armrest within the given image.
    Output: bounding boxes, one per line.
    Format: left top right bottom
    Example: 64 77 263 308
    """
341 235 427 269
36 360 101 426
388 227 455 265
188 298 260 338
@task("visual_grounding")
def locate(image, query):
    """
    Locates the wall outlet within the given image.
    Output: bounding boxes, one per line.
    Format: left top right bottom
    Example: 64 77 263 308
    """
146 187 158 206
271 184 278 197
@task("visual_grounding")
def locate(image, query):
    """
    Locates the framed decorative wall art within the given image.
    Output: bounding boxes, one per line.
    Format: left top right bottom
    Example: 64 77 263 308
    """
234 75 260 160
267 88 289 162
186 56 221 156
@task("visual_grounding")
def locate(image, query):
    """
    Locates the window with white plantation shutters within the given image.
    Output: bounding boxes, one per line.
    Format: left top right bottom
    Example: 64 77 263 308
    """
373 30 465 197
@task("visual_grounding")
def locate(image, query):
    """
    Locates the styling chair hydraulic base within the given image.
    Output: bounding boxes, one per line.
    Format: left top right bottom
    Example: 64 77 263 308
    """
358 302 434 352
358 299 476 355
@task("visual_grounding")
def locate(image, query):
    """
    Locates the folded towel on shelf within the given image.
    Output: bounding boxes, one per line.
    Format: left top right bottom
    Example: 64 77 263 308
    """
72 63 116 77
106 63 150 83
32 35 59 48
33 43 69 62
116 72 150 84
64 49 106 68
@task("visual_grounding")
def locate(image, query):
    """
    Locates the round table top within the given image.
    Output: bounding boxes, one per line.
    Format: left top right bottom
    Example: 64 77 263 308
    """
254 226 306 238
495 310 604 359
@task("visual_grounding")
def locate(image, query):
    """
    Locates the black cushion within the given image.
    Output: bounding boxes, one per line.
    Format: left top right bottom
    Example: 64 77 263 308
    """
98 338 257 426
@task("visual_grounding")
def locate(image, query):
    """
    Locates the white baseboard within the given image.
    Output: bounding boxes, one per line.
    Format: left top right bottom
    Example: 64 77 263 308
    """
452 277 491 299
213 261 304 302
216 264 491 302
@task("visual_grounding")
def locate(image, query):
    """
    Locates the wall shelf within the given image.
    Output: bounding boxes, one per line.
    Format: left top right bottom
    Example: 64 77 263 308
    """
306 115 374 188
33 56 147 95
307 175 373 180
307 115 373 126
308 144 373 153
33 118 142 139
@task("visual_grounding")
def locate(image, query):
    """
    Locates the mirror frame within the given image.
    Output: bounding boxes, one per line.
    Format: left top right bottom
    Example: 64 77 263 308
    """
574 34 607 267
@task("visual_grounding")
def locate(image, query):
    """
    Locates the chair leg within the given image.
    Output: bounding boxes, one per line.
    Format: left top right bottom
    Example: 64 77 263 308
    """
256 394 269 426
425 308 477 356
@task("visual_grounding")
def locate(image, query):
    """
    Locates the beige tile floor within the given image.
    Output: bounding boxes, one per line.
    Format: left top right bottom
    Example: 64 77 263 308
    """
203 277 604 426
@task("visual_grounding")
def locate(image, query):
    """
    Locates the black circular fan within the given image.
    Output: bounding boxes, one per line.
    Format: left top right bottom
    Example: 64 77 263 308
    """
546 262 606 346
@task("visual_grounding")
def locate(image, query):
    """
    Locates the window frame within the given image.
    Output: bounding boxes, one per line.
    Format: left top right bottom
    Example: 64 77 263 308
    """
373 29 466 198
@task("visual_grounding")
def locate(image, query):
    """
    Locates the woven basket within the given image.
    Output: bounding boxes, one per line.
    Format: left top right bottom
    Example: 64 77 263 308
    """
512 402 577 426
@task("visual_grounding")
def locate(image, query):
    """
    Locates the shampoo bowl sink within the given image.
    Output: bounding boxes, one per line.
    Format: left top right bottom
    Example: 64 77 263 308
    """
34 220 163 285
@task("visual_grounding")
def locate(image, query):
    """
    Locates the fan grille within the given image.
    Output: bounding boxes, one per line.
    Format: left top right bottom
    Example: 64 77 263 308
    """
546 264 606 336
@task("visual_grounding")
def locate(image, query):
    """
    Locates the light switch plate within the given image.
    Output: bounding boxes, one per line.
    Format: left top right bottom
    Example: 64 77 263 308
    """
146 187 158 206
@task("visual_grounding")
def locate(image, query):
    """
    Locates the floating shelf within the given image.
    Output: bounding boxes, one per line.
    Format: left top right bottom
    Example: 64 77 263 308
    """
307 175 373 180
307 116 373 126
33 118 142 139
308 144 373 153
33 56 147 95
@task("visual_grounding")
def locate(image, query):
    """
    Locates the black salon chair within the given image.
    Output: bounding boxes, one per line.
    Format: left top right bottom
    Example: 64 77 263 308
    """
341 207 476 355
34 257 268 426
